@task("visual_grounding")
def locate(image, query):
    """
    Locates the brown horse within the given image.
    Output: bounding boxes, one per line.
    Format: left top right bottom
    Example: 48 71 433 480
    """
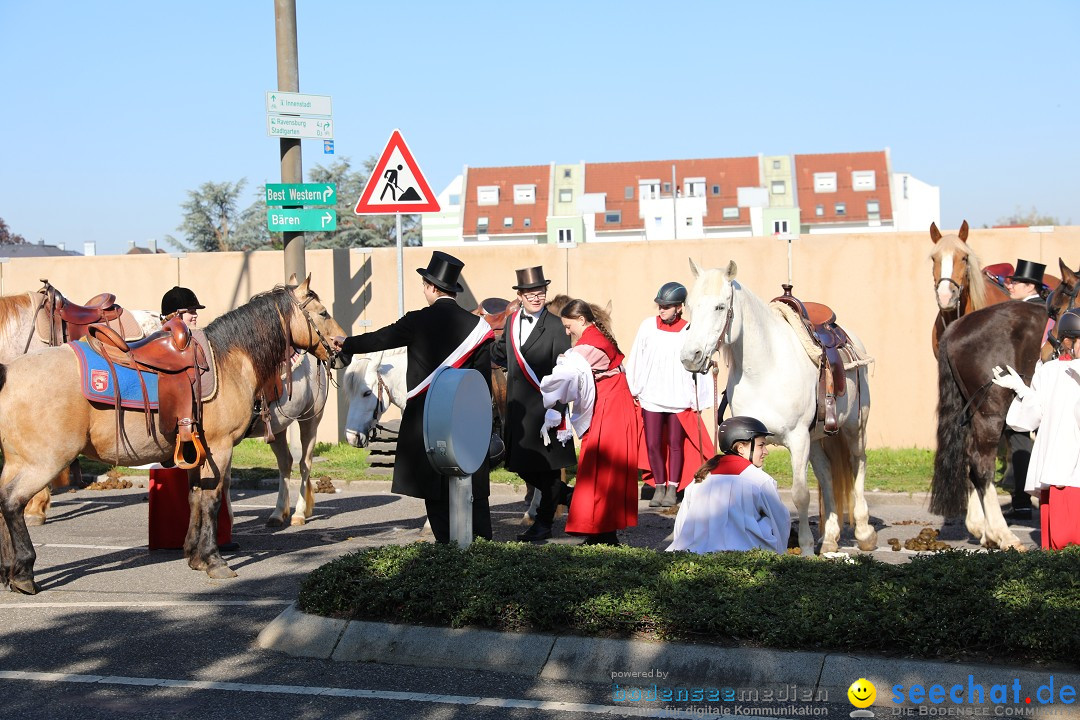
0 276 344 593
930 258 1077 549
0 283 154 524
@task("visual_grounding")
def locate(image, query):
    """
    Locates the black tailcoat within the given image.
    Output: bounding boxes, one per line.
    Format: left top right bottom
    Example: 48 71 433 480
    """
341 298 492 500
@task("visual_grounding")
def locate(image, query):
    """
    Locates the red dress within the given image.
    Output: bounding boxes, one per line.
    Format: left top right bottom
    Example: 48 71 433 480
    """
565 326 640 535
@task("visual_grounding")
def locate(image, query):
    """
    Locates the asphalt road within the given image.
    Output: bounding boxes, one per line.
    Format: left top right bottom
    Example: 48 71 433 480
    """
0 478 1044 719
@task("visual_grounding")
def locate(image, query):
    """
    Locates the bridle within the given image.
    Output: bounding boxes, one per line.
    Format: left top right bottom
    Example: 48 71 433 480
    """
286 290 342 369
933 252 968 328
366 362 394 443
1044 279 1079 357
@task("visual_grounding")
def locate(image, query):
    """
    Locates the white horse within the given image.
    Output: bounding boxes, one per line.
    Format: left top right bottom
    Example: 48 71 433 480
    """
343 348 408 448
679 259 877 555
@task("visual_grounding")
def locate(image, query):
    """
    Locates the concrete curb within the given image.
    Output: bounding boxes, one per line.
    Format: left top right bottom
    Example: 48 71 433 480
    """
256 604 1080 709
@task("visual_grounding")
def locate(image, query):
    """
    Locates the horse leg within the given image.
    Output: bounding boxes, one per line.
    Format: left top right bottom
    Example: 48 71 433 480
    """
849 402 877 552
265 433 294 528
788 435 815 555
972 438 1025 551
23 487 52 527
290 415 322 526
185 448 237 579
0 466 59 595
964 480 985 541
808 443 840 553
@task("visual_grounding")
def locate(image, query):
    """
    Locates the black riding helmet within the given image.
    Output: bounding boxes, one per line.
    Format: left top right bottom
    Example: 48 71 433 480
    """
718 416 772 455
1057 308 1080 340
655 281 688 305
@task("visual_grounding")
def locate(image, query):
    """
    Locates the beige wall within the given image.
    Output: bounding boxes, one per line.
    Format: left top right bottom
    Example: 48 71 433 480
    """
5 226 1076 448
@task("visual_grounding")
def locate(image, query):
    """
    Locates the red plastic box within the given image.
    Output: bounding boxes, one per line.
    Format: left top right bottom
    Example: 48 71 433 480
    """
148 467 232 550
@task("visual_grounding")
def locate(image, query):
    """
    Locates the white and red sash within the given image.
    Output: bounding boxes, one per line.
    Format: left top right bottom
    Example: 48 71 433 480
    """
509 310 543 391
406 317 494 401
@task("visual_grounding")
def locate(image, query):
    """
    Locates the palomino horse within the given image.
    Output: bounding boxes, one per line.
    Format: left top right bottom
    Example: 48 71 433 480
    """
679 260 876 555
0 283 153 524
931 259 1078 550
0 276 344 593
929 220 1007 356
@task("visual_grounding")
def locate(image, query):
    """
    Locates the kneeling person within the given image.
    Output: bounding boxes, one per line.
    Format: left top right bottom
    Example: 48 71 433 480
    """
666 416 790 554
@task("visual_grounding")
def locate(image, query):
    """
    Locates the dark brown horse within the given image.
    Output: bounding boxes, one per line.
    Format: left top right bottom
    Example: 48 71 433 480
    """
0 276 344 593
930 259 1076 549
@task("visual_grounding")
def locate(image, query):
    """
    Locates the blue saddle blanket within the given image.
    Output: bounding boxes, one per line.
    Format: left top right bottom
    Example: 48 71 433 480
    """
69 340 159 409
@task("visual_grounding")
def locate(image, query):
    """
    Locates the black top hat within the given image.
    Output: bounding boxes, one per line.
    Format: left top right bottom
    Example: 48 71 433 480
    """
416 251 464 293
1007 259 1047 287
512 266 551 291
161 286 205 316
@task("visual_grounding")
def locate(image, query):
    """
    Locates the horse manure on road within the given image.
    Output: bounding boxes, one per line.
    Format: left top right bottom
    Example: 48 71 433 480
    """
903 528 950 552
314 476 337 493
86 477 134 491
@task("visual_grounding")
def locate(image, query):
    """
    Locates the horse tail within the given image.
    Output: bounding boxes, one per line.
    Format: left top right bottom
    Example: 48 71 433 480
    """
820 433 855 527
930 334 970 516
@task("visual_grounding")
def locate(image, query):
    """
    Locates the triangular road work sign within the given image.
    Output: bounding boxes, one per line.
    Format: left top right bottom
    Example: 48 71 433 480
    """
354 129 441 214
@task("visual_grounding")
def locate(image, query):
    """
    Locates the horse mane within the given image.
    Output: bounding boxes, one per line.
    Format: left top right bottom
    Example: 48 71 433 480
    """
0 293 34 347
204 286 296 390
930 234 988 309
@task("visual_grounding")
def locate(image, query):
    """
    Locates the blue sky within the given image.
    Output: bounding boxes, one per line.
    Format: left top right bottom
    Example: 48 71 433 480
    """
1 1 1077 255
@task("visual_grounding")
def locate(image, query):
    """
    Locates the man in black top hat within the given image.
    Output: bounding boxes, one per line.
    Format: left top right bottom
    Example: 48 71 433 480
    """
491 266 576 542
332 251 494 542
161 286 206 327
1003 258 1048 520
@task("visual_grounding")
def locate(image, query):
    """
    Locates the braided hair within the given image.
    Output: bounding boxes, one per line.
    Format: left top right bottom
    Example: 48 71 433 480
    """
560 299 621 354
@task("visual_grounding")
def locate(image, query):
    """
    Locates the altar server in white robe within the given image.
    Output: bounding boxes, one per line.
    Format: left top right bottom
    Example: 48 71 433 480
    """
667 416 790 554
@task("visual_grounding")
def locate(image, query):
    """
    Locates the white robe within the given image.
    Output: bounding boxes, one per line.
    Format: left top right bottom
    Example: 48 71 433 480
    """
626 317 713 413
666 464 791 554
1005 358 1080 495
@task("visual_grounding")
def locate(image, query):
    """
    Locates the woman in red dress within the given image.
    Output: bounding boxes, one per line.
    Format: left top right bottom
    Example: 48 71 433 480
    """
539 299 639 545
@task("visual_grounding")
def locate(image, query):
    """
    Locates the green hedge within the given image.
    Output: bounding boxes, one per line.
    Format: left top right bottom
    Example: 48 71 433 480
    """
298 542 1080 665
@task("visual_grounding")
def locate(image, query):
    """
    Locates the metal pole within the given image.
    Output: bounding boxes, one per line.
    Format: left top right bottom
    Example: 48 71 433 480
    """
671 164 678 240
449 475 474 548
275 0 305 283
787 237 794 285
396 212 404 317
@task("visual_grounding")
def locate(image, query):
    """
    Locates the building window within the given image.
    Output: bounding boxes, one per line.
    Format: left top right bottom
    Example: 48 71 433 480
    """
558 188 573 203
654 217 662 227
772 159 781 170
685 217 693 227
563 168 572 179
477 217 489 234
662 182 671 193
815 204 824 217
835 203 846 216
605 211 621 224
771 181 786 195
711 184 721 196
448 194 460 206
625 186 634 200
722 207 739 219
513 185 536 204
685 179 705 197
773 220 789 234
477 186 499 205
503 217 513 228
867 200 880 220
523 217 532 228
558 228 574 244
852 171 876 191
813 172 837 193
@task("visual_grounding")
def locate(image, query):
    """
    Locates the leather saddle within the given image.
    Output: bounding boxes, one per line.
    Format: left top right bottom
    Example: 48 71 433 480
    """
771 284 852 435
35 280 142 345
86 317 210 469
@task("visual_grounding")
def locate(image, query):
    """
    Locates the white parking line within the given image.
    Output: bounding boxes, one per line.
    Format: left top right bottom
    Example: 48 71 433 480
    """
32 543 138 551
0 600 291 609
0 670 746 718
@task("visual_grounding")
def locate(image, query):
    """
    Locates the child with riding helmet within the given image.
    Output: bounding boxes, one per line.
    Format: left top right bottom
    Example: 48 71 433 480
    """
627 281 713 508
992 307 1080 550
667 416 790 554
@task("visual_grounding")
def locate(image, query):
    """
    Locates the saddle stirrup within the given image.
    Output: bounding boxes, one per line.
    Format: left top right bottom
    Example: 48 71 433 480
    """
174 420 207 470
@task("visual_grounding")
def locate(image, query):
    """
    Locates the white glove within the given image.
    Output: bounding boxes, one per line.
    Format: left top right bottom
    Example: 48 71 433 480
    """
541 408 562 447
992 365 1029 399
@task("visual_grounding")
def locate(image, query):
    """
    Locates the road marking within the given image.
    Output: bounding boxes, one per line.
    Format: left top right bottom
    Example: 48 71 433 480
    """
0 671 754 718
33 543 138 551
0 600 291 609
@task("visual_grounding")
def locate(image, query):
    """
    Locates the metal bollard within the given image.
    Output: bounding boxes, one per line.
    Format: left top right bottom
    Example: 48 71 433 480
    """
449 475 474 548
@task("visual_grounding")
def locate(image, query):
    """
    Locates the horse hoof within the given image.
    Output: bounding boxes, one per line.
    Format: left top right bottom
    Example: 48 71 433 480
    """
857 531 878 552
188 557 209 572
266 516 285 528
290 516 306 527
206 564 237 580
820 540 839 554
10 577 38 595
23 514 46 527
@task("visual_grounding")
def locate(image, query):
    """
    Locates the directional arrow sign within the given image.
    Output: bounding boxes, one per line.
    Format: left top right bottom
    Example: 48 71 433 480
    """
265 91 332 117
267 209 337 232
267 115 334 140
265 183 336 206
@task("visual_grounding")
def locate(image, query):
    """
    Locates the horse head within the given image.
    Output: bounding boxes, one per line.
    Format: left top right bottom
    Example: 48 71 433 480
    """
680 257 737 374
342 355 384 448
1043 259 1080 357
286 273 346 363
929 220 987 311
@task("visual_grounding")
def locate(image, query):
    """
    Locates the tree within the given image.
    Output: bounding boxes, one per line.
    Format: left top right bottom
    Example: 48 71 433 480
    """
165 180 253 252
994 206 1070 227
0 217 26 245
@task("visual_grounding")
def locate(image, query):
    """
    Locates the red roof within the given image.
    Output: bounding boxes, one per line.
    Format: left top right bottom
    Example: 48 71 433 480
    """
793 151 892 224
462 165 550 236
584 157 759 230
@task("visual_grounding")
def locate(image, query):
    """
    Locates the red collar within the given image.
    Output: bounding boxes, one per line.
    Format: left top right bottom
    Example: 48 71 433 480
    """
656 316 687 332
707 454 752 475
